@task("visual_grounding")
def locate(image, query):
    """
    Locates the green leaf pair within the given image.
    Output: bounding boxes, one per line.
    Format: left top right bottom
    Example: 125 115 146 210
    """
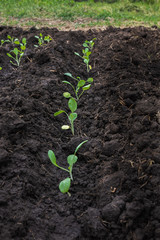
48 140 88 195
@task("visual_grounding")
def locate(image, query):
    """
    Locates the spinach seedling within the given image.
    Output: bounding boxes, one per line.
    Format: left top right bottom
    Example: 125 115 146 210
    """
63 72 93 101
7 35 19 44
54 97 77 135
34 33 52 47
48 140 88 196
75 38 96 72
83 38 96 50
7 38 27 66
0 35 21 47
0 39 10 47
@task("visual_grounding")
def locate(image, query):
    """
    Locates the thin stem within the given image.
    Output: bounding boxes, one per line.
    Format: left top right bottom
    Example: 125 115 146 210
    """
71 76 79 82
70 120 74 135
69 169 73 181
16 55 19 66
67 192 71 197
78 90 84 99
10 60 17 66
57 165 70 173
87 63 89 72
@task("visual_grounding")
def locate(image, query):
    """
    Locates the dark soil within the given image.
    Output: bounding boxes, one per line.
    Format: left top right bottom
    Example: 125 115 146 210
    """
0 25 160 240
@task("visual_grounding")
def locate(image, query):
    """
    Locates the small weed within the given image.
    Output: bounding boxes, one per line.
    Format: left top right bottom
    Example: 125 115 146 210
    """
34 33 52 47
48 140 88 196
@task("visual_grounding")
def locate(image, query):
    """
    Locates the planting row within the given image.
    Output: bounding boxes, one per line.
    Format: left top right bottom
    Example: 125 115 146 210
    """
48 38 96 195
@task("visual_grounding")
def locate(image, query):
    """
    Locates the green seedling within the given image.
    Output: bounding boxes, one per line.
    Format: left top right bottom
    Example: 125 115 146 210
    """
7 38 27 66
75 38 96 72
7 35 19 44
83 39 96 50
63 72 93 101
48 140 88 196
1 35 18 46
0 39 9 47
7 48 24 66
0 67 2 70
1 36 22 47
34 33 52 47
54 97 77 135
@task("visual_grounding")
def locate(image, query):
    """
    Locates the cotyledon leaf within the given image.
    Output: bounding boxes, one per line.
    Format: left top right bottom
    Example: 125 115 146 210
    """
59 177 71 194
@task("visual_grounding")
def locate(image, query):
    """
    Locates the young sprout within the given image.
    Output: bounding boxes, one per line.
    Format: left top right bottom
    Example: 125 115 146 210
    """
0 67 2 70
63 72 93 101
48 140 88 196
0 39 9 47
7 35 19 44
34 33 52 47
0 35 22 47
75 38 96 72
54 97 77 135
7 38 27 66
83 38 96 50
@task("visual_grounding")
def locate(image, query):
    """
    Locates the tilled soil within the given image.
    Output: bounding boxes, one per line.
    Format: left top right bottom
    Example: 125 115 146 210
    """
0 25 160 240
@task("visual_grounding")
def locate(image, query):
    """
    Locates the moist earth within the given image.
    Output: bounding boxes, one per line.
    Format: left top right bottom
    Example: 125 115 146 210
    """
0 25 160 240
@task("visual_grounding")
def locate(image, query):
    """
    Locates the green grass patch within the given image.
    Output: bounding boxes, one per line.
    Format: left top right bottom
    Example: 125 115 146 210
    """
0 0 160 28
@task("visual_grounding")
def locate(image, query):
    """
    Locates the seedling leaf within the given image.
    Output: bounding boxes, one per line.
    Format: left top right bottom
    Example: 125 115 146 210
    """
68 98 77 113
63 92 71 98
78 80 86 87
13 48 19 55
59 178 71 194
84 59 89 64
63 80 74 89
87 78 93 83
22 38 26 44
64 73 72 78
54 110 65 116
74 52 81 57
83 43 88 47
82 84 91 91
69 113 77 122
14 40 20 44
74 140 88 155
21 45 26 51
48 150 57 166
67 155 78 166
7 53 12 58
